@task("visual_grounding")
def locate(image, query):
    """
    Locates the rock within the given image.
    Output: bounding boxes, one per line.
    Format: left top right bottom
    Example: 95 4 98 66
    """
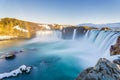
75 27 88 39
19 50 24 53
76 58 120 80
62 27 76 39
5 53 16 60
76 67 93 80
113 58 120 65
101 27 111 30
0 51 18 60
110 36 120 55
62 26 88 39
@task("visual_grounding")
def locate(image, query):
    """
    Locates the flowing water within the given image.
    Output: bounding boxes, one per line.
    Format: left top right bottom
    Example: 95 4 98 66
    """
0 30 120 80
72 29 77 40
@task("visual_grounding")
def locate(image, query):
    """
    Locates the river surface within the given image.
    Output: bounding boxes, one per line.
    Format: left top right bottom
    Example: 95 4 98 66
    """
0 30 119 80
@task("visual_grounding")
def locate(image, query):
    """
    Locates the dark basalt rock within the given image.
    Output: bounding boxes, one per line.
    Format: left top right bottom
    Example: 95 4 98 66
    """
0 51 18 59
62 26 88 40
62 27 76 39
5 53 16 60
75 27 88 39
110 36 120 55
76 58 120 80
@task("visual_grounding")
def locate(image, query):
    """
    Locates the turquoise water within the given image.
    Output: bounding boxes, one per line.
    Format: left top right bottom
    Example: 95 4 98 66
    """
0 30 118 80
0 40 87 80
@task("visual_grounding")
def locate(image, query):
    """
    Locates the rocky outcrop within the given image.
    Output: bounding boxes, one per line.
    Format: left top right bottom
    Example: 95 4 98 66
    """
62 27 75 39
62 27 88 39
62 26 99 40
110 36 120 55
76 58 120 80
75 27 88 39
113 57 120 65
5 53 16 60
101 27 111 30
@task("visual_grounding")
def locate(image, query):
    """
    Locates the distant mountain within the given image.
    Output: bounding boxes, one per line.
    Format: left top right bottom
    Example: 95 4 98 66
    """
78 23 120 28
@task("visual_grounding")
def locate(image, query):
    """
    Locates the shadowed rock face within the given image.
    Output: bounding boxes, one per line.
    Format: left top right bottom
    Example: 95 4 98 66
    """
76 58 120 80
110 36 120 55
62 27 75 39
62 27 88 39
75 27 88 39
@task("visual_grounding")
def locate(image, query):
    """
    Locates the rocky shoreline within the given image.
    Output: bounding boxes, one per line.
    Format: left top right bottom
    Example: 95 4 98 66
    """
76 57 120 80
76 36 120 80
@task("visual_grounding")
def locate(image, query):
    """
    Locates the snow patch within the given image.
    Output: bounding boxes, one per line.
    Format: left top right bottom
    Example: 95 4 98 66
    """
39 24 51 30
0 36 17 40
13 25 29 32
0 65 32 79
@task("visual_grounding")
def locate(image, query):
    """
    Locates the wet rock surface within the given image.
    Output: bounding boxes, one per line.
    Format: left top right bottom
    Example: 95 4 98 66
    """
5 53 16 60
76 58 120 80
113 57 120 65
62 27 88 39
110 36 120 55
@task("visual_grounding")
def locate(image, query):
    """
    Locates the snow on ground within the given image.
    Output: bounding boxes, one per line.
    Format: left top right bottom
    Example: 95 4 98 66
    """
39 24 51 30
0 36 17 40
13 25 29 32
0 65 31 79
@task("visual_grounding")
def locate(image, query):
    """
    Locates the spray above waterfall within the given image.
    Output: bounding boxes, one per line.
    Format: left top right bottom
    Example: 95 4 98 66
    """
27 30 62 43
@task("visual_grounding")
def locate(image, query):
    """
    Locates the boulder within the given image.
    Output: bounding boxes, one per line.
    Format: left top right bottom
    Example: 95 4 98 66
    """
76 58 120 80
0 51 18 60
110 36 120 55
5 53 16 60
113 58 120 65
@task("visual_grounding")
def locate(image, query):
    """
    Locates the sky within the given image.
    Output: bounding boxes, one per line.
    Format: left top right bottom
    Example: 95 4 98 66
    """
0 0 120 25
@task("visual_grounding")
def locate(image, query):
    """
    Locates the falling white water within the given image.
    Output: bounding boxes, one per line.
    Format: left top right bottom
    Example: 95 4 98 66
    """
27 30 62 43
83 30 120 58
72 29 77 40
26 29 120 67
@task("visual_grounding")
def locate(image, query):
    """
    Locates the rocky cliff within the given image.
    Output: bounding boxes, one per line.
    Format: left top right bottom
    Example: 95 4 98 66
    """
110 36 120 55
62 27 89 39
61 26 111 40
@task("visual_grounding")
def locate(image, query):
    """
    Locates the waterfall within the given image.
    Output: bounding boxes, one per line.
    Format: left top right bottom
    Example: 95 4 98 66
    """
83 30 120 54
72 29 77 40
28 30 62 43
